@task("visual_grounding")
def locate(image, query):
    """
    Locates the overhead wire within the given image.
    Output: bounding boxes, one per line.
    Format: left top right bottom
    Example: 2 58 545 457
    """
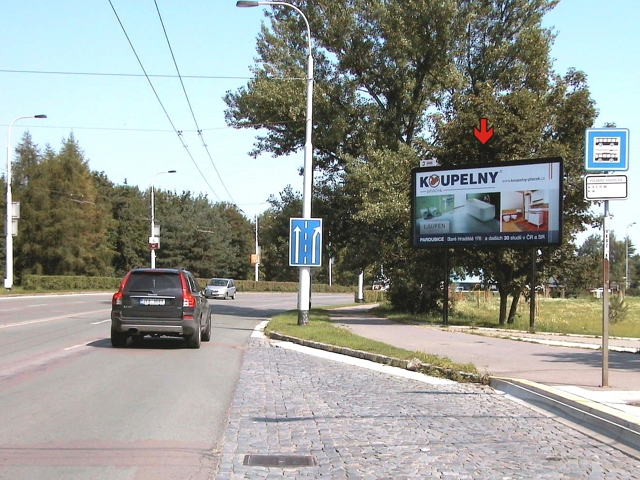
0 68 303 81
107 0 222 201
153 0 236 205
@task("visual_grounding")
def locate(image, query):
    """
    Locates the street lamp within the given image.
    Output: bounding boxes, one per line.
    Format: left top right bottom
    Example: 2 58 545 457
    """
253 203 269 281
4 114 47 289
236 0 314 325
626 222 636 292
150 170 176 268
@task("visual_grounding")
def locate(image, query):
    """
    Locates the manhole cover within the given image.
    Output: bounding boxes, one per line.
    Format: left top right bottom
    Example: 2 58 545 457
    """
243 455 318 467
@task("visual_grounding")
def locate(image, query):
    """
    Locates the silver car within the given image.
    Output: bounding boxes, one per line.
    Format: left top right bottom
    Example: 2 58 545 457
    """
204 278 237 300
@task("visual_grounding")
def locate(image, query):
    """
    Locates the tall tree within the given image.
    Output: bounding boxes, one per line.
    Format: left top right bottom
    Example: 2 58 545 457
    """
14 134 115 277
225 0 597 319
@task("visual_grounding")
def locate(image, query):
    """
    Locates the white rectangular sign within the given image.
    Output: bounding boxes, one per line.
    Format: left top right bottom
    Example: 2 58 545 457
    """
584 174 627 200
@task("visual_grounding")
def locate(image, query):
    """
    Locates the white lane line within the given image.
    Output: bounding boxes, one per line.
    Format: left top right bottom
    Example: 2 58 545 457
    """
90 319 110 325
64 343 87 351
0 309 110 329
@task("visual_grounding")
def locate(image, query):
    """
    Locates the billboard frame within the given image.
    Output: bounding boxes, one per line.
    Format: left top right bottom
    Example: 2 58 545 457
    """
411 157 563 248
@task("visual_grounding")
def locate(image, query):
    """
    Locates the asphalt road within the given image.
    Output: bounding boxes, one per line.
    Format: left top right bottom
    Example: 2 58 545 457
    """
0 291 353 480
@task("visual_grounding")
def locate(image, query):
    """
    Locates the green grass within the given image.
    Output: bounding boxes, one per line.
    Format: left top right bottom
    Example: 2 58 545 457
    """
264 309 478 375
374 293 640 338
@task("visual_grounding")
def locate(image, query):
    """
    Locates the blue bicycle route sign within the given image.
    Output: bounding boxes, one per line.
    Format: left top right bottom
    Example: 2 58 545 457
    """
584 128 629 172
289 218 323 267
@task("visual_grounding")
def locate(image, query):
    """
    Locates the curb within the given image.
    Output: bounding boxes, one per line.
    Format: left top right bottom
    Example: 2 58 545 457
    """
268 332 487 384
490 377 640 456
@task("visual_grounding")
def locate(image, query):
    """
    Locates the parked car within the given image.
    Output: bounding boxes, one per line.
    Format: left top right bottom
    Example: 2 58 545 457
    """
110 267 211 348
372 276 390 291
204 278 237 300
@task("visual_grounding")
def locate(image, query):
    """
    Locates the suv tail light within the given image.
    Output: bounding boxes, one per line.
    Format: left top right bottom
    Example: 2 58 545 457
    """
112 270 133 306
179 273 196 308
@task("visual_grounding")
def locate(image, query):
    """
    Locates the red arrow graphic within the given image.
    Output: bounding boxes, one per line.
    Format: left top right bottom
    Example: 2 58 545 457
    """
474 118 494 144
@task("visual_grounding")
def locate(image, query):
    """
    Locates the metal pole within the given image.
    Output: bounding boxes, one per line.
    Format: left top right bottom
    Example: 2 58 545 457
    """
602 201 610 387
150 182 156 269
530 248 536 332
443 249 449 326
626 222 636 295
150 170 176 269
297 18 314 326
255 212 259 281
5 114 46 290
236 1 314 325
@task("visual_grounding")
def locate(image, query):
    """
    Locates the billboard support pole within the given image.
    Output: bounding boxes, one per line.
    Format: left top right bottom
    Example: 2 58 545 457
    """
602 200 610 388
530 248 536 332
443 248 449 326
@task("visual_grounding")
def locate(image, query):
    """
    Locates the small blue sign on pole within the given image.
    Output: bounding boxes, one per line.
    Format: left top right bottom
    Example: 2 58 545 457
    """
585 128 629 171
289 218 322 267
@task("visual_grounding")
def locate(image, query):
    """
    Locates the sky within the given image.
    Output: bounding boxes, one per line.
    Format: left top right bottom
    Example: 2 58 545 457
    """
1 0 639 246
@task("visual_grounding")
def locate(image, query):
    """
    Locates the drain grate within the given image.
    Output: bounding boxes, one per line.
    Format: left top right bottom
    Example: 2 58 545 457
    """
243 454 318 467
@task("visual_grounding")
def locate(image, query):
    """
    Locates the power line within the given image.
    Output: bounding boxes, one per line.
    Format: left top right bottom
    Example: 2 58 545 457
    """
0 68 304 81
0 119 302 133
107 0 222 201
153 0 236 205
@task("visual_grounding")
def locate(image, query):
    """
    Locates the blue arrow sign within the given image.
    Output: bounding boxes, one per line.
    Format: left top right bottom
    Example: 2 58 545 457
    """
289 218 322 267
585 128 629 171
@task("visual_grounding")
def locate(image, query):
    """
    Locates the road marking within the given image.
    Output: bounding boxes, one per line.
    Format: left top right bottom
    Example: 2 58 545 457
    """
90 319 110 325
63 343 87 351
0 309 109 329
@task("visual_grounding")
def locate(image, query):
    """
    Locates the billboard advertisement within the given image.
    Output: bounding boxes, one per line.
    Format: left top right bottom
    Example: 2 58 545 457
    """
411 158 563 248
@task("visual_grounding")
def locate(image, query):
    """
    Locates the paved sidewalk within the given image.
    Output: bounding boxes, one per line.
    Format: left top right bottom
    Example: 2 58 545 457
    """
327 305 640 418
214 329 639 478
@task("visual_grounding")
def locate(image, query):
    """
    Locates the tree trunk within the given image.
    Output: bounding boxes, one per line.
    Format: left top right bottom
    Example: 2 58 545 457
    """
507 290 521 324
498 290 508 325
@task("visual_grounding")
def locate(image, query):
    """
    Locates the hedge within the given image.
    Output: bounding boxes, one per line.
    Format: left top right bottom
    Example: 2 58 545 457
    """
20 274 360 296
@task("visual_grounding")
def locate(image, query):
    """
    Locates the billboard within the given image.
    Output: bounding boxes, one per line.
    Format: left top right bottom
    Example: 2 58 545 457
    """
411 158 563 248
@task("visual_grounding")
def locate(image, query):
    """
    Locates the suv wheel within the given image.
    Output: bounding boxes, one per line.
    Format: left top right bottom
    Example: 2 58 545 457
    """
231 292 236 300
202 313 212 342
111 329 128 348
185 322 201 349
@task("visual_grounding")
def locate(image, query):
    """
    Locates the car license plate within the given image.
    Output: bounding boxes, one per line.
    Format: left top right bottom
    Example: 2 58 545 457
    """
140 298 165 306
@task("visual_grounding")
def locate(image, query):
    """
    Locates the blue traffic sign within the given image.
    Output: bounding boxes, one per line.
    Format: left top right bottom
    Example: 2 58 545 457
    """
289 218 323 267
585 128 629 171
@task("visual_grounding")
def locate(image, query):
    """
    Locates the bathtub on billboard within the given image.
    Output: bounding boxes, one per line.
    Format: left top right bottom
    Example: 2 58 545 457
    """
411 158 563 248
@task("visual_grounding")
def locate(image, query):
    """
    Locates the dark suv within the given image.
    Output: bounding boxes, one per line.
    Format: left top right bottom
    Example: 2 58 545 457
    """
110 268 211 349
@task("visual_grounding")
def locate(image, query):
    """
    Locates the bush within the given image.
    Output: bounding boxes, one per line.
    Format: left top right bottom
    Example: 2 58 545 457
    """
609 294 629 324
22 275 121 291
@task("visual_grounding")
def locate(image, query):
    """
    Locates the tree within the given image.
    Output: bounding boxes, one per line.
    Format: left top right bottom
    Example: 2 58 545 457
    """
225 0 597 321
258 186 303 282
14 134 115 277
104 183 149 275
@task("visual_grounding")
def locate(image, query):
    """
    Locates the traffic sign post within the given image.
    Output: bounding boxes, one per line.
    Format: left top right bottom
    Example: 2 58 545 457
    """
289 218 322 267
584 128 629 171
584 127 630 388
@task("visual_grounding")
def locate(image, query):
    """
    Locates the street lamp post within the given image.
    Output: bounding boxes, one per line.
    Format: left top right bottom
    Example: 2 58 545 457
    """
626 222 636 294
150 170 176 268
237 1 314 325
4 114 47 290
254 210 260 281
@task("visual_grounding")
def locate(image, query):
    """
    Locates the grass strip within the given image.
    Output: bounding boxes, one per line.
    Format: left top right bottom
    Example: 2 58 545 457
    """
264 309 481 383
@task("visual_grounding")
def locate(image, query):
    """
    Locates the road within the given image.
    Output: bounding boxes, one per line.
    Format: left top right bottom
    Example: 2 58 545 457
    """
0 291 353 480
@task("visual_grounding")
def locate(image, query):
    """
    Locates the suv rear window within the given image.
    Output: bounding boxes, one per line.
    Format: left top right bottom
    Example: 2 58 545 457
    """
124 272 182 295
